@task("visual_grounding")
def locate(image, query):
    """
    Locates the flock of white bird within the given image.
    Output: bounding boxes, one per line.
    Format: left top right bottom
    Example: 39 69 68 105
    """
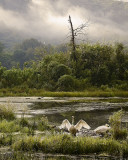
58 116 111 136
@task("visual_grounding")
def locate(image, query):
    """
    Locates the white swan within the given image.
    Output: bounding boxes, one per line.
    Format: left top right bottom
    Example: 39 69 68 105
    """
94 124 111 134
59 116 91 136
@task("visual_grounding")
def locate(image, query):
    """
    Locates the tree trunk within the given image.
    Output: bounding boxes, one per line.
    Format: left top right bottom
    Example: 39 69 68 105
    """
69 15 77 62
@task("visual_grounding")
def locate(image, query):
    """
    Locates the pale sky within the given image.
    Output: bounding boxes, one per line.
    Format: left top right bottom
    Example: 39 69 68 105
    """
0 0 128 44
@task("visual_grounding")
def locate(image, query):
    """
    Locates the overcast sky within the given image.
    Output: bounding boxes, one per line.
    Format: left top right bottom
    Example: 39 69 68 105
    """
0 0 128 44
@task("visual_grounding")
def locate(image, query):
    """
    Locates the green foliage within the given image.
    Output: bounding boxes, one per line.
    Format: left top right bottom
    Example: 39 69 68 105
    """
0 104 15 120
0 41 128 91
6 152 37 160
2 68 23 87
0 120 20 133
2 88 128 97
13 136 42 151
111 128 127 140
19 118 29 127
109 110 123 131
13 134 128 156
100 85 111 91
0 134 13 146
52 64 71 81
109 110 127 140
20 38 42 51
13 49 26 68
38 116 51 131
57 75 75 91
0 42 4 53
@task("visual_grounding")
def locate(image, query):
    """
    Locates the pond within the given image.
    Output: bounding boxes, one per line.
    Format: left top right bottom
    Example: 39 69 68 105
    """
0 97 128 160
1 97 126 129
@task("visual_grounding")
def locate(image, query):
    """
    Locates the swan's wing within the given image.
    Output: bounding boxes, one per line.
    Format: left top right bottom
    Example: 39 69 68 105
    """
58 119 71 131
75 120 91 131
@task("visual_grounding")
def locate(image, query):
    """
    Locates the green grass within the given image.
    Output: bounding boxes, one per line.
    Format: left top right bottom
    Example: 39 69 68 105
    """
0 104 16 120
12 134 128 157
0 133 14 146
0 112 52 136
0 120 20 133
70 98 128 103
1 88 128 97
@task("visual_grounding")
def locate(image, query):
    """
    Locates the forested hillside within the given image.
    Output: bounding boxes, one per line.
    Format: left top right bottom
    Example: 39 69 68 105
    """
0 39 128 91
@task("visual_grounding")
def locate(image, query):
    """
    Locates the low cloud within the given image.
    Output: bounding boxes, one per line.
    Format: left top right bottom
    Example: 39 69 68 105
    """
0 0 128 44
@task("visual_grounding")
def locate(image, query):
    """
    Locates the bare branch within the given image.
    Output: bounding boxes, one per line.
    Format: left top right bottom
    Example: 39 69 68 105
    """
68 15 89 62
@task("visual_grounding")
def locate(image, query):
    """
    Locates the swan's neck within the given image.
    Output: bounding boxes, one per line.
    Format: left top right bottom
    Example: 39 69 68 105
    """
72 116 74 125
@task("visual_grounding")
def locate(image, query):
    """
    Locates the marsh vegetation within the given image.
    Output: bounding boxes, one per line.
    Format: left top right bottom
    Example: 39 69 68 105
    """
0 102 127 159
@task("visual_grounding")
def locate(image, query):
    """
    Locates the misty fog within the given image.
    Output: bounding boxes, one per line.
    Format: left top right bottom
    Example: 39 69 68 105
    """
0 0 128 45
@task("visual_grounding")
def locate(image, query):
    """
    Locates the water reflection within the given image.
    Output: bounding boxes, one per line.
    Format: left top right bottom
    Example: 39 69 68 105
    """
29 101 128 129
0 152 124 160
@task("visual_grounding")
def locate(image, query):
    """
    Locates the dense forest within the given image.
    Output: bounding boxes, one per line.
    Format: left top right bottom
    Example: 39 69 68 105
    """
0 38 128 91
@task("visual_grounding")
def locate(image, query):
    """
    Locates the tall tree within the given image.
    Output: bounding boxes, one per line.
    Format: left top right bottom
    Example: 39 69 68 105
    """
68 15 76 61
68 15 88 62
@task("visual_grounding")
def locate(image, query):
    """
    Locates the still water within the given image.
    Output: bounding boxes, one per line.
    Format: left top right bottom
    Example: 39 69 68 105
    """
30 101 128 129
6 96 127 129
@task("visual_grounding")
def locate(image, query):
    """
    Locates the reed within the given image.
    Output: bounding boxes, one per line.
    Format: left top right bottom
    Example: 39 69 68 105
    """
13 134 128 156
0 104 16 120
0 133 14 146
0 120 20 133
109 110 128 140
1 88 128 97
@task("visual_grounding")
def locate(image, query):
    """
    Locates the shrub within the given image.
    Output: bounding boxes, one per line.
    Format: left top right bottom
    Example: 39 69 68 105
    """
0 134 14 146
0 104 15 120
13 136 42 151
19 118 29 127
109 110 127 140
0 120 20 133
20 127 29 133
57 75 75 91
38 116 51 131
100 85 111 91
112 128 127 140
51 64 71 81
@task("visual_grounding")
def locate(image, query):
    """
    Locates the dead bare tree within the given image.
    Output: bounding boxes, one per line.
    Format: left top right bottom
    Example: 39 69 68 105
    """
68 15 88 62
68 15 76 61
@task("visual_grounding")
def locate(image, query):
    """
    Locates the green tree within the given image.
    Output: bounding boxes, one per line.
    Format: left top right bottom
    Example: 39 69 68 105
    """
20 38 42 51
48 62 71 81
57 75 75 91
115 43 126 80
13 49 26 68
0 42 4 53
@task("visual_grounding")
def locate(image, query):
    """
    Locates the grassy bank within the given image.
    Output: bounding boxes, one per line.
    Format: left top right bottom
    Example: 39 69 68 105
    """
13 134 128 157
1 88 128 97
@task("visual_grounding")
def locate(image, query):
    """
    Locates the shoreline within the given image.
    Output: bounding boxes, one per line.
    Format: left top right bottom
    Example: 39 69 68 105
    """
0 89 128 97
